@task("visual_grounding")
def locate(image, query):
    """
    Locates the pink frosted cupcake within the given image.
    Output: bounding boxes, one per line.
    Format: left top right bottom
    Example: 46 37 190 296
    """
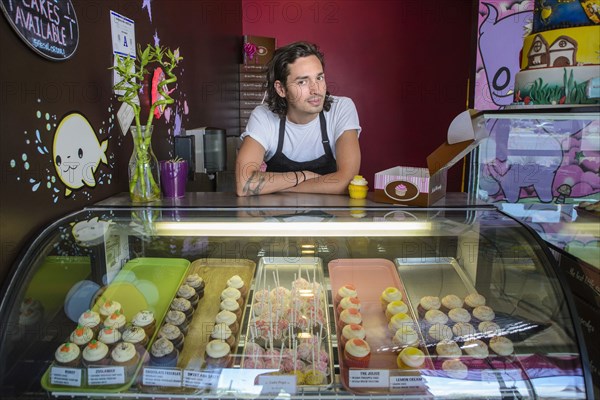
337 296 361 314
339 308 362 332
335 284 358 305
340 324 366 348
343 338 371 369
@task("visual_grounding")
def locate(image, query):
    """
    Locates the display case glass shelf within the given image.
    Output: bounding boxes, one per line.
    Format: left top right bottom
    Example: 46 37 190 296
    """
0 203 592 399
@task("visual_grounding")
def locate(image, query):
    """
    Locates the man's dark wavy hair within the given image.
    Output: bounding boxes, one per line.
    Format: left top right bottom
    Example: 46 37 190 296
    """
264 41 333 118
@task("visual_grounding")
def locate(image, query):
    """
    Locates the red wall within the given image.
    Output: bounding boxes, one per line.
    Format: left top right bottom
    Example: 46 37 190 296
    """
242 0 474 190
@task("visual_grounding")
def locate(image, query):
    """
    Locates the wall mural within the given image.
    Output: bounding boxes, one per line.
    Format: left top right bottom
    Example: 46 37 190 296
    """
7 2 189 203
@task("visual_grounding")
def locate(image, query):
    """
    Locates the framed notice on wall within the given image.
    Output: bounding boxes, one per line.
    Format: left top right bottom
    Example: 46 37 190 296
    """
0 0 79 61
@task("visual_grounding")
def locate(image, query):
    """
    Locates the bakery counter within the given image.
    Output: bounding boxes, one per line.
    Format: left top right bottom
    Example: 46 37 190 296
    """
0 204 592 399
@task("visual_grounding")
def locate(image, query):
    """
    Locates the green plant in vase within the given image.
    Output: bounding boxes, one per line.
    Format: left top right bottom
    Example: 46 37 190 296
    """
112 44 182 202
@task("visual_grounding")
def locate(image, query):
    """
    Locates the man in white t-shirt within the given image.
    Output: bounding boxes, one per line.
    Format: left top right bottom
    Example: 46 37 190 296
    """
235 41 361 196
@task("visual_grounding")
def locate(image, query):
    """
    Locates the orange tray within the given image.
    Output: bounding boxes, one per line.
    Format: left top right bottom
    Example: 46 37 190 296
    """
328 258 433 395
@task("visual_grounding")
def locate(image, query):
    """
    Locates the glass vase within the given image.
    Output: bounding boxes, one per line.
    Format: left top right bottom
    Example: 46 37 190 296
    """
128 125 161 203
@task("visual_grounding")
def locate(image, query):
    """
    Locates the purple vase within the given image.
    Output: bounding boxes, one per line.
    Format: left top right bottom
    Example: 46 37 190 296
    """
160 160 188 198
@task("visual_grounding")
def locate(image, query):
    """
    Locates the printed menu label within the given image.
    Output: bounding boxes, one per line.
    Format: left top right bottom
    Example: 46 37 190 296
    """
142 367 182 387
349 369 389 388
183 370 219 389
390 375 426 390
87 366 125 385
258 375 297 395
50 366 82 387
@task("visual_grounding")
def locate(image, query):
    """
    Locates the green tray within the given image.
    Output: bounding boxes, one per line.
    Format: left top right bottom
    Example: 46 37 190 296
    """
41 257 190 394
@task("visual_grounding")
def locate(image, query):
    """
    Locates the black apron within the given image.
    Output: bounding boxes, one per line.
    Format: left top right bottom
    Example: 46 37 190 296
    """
265 112 337 175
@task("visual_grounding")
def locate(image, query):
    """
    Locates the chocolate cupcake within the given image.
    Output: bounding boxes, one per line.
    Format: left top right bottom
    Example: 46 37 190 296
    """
464 293 486 311
82 340 111 367
417 296 441 317
158 323 185 352
177 284 199 309
132 310 156 337
164 310 189 335
440 294 464 313
442 359 469 379
111 342 140 379
69 325 94 349
472 306 495 324
435 340 462 358
185 273 205 298
171 298 194 321
205 340 233 369
226 275 247 297
149 337 179 367
489 336 514 357
448 308 471 324
54 342 81 367
78 310 102 334
210 322 236 350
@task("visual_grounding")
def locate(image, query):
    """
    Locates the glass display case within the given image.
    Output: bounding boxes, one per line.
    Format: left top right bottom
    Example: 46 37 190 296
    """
0 198 592 399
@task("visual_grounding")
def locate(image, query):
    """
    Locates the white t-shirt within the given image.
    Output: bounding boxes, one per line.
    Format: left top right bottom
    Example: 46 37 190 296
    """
241 96 361 162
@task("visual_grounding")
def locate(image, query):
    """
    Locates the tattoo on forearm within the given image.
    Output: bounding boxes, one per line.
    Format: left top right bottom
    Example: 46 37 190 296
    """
243 172 267 195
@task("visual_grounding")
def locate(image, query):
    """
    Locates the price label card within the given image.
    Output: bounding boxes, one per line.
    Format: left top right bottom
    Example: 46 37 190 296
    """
50 366 82 387
183 370 219 389
142 367 182 387
258 374 297 395
390 375 426 390
349 369 389 388
87 366 125 386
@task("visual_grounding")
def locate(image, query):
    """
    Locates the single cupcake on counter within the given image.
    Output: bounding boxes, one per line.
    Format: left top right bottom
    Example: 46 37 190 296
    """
348 175 368 199
78 310 102 334
98 300 122 319
385 300 408 321
149 337 179 367
158 323 184 352
472 306 495 324
132 310 156 337
177 284 200 309
215 310 239 335
335 284 358 305
396 346 425 369
464 293 486 311
111 342 140 379
210 322 236 350
226 275 247 297
452 322 477 343
69 325 94 349
392 325 420 349
435 340 462 358
104 310 127 332
82 340 110 367
427 324 453 343
337 296 361 315
340 324 366 348
220 298 242 321
205 339 233 368
339 308 362 331
423 309 449 327
417 296 441 317
185 273 205 298
462 339 489 359
380 287 403 310
220 287 243 307
343 338 371 368
389 312 415 333
442 359 469 379
489 336 514 357
122 325 149 352
448 308 471 324
54 342 81 367
441 294 464 313
478 321 501 341
164 310 189 335
98 327 122 348
170 298 194 321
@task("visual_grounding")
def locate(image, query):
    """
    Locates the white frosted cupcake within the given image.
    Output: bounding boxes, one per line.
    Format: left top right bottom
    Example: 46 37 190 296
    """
489 336 514 356
472 306 495 324
220 298 242 321
111 342 140 379
340 324 366 348
396 346 425 369
464 293 486 311
215 310 239 335
417 296 441 317
69 325 94 349
221 287 243 307
452 322 477 343
98 327 121 348
448 308 471 324
435 340 462 358
205 339 232 368
478 321 501 341
442 359 469 379
98 300 122 319
210 322 235 350
427 324 453 343
424 309 449 326
337 296 361 314
335 284 358 305
462 339 489 359
226 275 247 297
441 294 464 313
392 325 419 348
388 312 415 333
104 311 127 332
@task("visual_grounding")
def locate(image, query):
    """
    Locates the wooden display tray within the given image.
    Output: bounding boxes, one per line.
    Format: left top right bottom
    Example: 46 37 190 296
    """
328 258 433 396
41 257 190 394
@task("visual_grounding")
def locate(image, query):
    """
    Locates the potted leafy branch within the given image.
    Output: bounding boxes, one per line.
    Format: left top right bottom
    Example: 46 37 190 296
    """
112 44 182 202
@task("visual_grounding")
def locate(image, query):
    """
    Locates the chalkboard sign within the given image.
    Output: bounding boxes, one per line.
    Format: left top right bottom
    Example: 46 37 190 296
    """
1 0 79 61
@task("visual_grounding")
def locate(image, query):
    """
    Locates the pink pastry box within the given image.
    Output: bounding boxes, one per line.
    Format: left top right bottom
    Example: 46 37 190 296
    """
374 109 488 206
328 258 434 395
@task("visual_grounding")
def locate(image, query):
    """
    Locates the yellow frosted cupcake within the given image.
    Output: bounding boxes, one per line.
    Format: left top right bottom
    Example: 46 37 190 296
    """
380 287 403 309
348 175 368 199
396 346 425 369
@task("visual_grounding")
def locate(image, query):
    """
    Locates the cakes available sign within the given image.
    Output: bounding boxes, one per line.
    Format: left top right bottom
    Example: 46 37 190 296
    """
0 0 79 60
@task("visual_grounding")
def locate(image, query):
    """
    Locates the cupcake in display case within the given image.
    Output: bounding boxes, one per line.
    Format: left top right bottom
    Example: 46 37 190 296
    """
54 342 81 368
417 296 441 316
77 310 101 334
448 308 471 324
111 342 140 379
442 359 469 379
440 294 463 313
464 293 486 311
170 298 194 321
385 300 408 320
348 175 368 199
121 326 149 352
472 306 495 324
215 310 239 335
177 284 199 309
204 339 233 369
335 284 358 305
98 327 122 348
388 312 415 333
149 337 179 368
158 323 184 352
462 339 489 360
451 322 477 344
104 310 127 332
220 298 242 321
434 340 462 358
380 287 403 309
98 300 122 319
343 338 371 369
337 296 361 314
164 310 189 335
69 325 94 349
210 322 235 350
185 273 205 298
82 340 111 367
226 275 247 297
392 325 420 349
396 346 425 369
220 287 243 307
338 308 362 331
489 336 514 357
132 310 156 337
423 309 449 327
340 324 366 348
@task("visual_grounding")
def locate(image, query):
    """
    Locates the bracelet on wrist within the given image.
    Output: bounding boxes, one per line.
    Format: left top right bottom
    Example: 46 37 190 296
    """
293 171 299 187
